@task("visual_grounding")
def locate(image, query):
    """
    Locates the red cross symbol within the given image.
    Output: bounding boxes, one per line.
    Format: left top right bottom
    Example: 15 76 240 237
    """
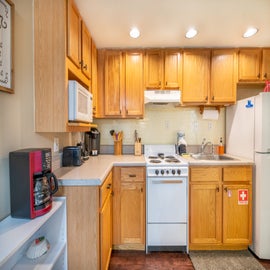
238 189 248 205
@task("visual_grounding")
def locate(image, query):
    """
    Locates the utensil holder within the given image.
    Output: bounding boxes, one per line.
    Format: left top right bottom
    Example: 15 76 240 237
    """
134 142 142 156
114 140 122 155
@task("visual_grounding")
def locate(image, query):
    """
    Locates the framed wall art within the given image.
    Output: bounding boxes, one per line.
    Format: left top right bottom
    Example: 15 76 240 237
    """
0 0 14 94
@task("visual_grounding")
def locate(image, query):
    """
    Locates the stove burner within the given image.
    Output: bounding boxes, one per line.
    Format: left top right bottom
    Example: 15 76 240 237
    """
148 156 158 159
149 159 162 163
165 158 180 163
165 155 175 159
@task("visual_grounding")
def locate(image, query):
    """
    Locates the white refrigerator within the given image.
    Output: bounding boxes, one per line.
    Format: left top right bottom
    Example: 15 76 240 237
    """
226 92 270 259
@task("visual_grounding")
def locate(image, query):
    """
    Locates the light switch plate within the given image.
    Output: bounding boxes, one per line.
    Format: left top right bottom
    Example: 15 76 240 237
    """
53 137 59 153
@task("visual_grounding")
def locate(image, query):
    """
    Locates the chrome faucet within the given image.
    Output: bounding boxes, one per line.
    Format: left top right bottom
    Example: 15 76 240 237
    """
201 138 213 154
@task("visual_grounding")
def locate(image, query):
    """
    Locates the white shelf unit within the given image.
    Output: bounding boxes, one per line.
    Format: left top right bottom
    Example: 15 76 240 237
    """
0 197 67 270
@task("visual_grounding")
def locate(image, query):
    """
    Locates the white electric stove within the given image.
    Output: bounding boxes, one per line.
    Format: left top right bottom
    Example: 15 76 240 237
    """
144 145 189 253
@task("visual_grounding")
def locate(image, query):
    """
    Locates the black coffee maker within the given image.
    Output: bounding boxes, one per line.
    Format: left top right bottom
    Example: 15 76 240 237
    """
85 128 100 156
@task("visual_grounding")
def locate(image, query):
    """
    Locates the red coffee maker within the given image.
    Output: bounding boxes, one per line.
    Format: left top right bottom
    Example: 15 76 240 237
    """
9 148 58 219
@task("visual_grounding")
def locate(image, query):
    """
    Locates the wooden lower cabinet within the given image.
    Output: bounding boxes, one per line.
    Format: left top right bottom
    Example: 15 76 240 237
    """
56 170 112 270
189 166 252 250
113 166 146 250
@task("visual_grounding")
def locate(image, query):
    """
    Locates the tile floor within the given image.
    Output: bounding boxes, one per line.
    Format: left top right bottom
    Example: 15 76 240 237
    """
109 250 270 270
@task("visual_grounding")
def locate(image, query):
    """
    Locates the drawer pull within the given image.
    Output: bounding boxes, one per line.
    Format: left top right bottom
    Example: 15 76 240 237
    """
129 174 137 178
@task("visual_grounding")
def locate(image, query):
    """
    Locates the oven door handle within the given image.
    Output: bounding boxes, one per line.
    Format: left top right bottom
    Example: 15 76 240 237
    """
152 180 183 184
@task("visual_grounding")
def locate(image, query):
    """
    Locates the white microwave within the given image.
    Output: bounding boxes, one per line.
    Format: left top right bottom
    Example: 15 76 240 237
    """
68 80 93 123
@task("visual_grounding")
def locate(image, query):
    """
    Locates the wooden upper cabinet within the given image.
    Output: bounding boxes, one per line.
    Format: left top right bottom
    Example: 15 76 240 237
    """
125 51 144 117
262 49 270 80
144 49 181 89
182 50 210 103
67 0 92 80
103 50 144 118
81 22 92 79
238 49 262 81
104 51 123 116
210 49 238 104
67 0 81 67
91 41 98 116
164 50 182 89
144 50 162 89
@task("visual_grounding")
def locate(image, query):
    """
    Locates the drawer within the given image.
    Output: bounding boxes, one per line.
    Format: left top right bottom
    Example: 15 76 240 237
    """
100 170 112 207
190 167 222 182
223 166 252 182
120 167 145 182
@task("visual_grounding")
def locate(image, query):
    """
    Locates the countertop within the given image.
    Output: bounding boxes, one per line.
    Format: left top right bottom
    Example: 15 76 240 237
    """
54 154 253 187
54 155 146 186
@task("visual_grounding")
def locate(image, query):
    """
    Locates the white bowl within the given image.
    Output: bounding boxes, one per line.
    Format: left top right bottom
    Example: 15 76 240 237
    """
26 237 50 259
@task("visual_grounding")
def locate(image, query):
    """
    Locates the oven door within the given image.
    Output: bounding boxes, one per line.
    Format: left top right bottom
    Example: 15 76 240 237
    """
147 176 187 248
147 177 187 223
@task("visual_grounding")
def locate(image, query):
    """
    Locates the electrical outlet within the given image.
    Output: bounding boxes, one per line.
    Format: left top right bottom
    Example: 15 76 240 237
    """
53 137 59 153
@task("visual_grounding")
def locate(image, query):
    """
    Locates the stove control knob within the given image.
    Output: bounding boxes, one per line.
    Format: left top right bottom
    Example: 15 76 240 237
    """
172 170 176 175
155 170 159 175
161 170 164 175
177 169 181 175
166 170 169 174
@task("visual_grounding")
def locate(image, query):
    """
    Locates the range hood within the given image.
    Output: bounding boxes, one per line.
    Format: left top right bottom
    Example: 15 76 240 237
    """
144 90 181 104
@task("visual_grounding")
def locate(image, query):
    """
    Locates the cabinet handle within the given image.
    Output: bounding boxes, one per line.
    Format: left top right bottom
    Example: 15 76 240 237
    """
159 81 161 86
224 187 228 192
257 73 260 78
83 64 88 70
126 109 128 115
165 81 168 86
140 187 143 192
216 186 220 192
107 183 112 189
129 174 136 178
205 96 208 101
264 73 267 79
212 96 214 101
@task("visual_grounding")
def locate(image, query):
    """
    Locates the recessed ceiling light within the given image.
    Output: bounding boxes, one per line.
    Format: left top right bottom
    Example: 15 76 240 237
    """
130 27 140 39
243 27 258 38
185 28 198 39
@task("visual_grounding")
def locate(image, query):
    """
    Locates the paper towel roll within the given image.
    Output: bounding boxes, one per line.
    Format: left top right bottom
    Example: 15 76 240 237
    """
202 109 219 120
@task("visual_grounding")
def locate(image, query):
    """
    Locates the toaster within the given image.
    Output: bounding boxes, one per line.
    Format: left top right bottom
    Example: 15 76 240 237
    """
62 146 82 166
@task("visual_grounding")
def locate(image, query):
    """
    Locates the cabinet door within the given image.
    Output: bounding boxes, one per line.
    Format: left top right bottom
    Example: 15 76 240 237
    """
125 51 144 117
144 50 163 89
164 50 182 89
262 49 270 80
104 51 123 116
223 184 252 244
182 50 210 103
81 21 91 79
238 49 261 81
67 0 81 68
189 183 222 245
100 192 112 270
210 49 238 103
91 41 98 116
120 182 145 246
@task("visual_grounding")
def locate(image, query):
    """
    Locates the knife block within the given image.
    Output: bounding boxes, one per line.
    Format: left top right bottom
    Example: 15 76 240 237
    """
114 140 122 155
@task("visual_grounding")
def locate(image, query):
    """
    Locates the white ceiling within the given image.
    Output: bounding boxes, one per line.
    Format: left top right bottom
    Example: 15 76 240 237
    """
75 0 270 49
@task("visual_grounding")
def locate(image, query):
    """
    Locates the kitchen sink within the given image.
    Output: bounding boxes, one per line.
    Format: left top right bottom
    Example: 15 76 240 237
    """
191 153 238 161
